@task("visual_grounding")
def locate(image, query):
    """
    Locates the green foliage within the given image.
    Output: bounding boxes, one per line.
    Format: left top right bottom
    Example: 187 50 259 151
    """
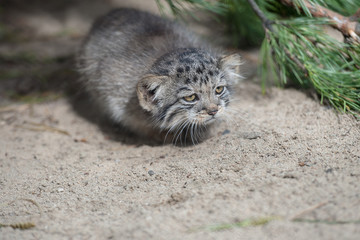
222 0 264 46
155 0 226 16
261 18 360 114
260 0 360 116
155 0 265 47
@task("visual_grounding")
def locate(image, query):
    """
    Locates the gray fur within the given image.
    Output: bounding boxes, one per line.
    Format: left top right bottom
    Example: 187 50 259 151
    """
77 8 242 143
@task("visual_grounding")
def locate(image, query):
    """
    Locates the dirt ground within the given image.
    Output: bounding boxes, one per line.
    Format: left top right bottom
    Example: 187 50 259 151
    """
1 1 360 239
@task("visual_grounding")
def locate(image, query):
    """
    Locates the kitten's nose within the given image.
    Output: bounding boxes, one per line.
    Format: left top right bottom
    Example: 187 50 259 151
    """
207 105 218 116
208 110 218 116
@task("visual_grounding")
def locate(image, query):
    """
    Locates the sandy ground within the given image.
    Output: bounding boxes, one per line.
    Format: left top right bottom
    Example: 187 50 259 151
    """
1 1 360 239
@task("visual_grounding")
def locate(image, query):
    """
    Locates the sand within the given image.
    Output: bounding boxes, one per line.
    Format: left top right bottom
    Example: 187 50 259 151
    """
1 1 359 239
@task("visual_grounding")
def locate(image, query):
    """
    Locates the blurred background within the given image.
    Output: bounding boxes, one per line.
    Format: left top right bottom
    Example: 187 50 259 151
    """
1 0 256 107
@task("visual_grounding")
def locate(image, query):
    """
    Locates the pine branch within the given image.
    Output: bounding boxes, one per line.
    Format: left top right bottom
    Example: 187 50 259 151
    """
246 0 360 115
247 0 308 75
247 0 273 31
280 0 360 43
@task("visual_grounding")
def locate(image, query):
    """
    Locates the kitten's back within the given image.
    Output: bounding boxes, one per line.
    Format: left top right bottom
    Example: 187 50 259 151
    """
77 8 205 124
79 8 202 77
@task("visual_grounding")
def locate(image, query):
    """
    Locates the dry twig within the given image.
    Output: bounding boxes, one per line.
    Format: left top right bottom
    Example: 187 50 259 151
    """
280 0 360 42
15 121 70 136
290 201 328 220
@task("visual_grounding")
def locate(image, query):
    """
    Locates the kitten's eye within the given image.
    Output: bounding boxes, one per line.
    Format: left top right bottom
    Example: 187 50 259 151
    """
184 94 197 102
215 86 224 94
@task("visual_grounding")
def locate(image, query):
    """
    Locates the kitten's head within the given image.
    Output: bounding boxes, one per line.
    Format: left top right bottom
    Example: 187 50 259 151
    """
137 48 242 141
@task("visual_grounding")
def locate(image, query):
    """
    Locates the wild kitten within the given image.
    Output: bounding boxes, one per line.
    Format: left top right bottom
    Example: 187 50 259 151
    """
77 8 242 144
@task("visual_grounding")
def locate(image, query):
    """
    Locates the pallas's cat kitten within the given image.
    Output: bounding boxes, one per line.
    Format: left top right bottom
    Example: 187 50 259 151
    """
77 8 242 144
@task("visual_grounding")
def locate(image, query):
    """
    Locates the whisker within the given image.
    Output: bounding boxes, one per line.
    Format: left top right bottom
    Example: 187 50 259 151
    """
173 120 189 145
163 115 188 144
190 120 196 145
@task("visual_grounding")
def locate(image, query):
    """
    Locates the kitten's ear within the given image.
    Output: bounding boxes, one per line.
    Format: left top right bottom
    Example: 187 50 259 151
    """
137 74 167 111
218 53 243 83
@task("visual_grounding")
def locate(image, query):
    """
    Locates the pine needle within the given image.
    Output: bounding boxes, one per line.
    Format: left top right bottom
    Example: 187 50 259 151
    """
0 222 36 230
189 216 280 232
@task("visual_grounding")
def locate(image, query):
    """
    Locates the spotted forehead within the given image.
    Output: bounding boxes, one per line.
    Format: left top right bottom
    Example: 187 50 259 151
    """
152 48 222 85
175 52 220 84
